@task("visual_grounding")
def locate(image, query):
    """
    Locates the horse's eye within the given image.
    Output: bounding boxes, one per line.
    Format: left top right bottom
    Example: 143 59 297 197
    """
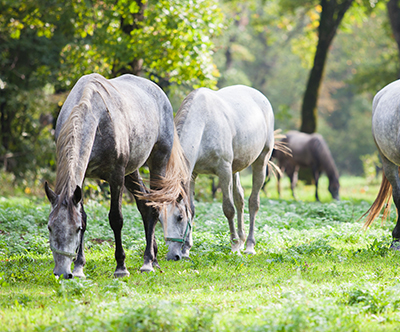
77 226 82 233
48 226 52 233
177 215 183 222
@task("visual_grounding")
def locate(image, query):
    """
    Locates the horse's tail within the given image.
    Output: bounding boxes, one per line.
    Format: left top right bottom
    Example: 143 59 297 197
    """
267 129 291 178
361 170 393 229
137 127 190 211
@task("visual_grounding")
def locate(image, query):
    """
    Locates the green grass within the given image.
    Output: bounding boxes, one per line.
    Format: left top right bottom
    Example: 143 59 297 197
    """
1 174 400 331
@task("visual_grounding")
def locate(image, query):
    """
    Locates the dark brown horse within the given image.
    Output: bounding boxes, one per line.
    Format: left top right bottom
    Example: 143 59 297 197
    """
273 130 340 201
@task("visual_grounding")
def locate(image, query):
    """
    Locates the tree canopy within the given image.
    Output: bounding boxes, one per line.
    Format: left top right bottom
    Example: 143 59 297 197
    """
1 0 400 187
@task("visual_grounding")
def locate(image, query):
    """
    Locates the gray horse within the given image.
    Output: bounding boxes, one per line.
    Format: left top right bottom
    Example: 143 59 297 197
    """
272 130 340 201
157 85 275 261
363 80 400 249
45 73 188 278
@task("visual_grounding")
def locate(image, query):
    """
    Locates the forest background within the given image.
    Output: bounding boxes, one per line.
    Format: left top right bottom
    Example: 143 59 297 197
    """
1 0 400 196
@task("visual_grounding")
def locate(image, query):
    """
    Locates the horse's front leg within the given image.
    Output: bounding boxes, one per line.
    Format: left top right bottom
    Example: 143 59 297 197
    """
218 165 242 253
72 202 87 278
381 156 400 249
125 171 159 272
109 174 130 277
286 164 298 200
312 167 321 202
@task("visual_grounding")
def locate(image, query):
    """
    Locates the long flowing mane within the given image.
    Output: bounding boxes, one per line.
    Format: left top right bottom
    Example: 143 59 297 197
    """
137 127 190 211
55 78 111 200
174 89 199 135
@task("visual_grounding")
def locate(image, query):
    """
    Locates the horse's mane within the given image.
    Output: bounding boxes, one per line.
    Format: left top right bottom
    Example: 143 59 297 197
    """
136 127 191 214
55 76 111 200
174 89 199 134
309 135 339 180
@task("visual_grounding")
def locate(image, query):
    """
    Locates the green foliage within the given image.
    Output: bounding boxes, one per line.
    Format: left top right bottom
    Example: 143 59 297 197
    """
58 0 223 89
2 177 400 331
361 151 381 183
0 0 223 183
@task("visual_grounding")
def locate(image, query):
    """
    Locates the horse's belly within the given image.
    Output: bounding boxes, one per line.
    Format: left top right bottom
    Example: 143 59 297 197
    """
231 141 268 173
372 105 400 166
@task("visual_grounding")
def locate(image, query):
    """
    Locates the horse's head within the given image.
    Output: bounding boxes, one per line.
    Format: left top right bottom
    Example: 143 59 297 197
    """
45 183 84 278
159 198 193 261
328 178 340 200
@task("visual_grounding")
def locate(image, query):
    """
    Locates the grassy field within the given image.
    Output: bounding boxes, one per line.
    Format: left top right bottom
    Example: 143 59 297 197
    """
1 174 400 331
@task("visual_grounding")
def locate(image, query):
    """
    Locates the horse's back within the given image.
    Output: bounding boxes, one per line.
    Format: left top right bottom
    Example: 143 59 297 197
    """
178 85 274 174
285 131 314 166
56 73 174 179
57 73 171 135
201 85 274 141
281 131 324 168
372 80 400 165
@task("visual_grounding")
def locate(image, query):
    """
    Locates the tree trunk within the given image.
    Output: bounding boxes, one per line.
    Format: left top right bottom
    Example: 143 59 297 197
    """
300 0 353 133
387 0 400 79
0 98 12 152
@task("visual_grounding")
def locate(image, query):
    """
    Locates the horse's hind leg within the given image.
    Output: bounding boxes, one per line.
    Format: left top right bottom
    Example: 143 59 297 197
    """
245 155 268 255
218 165 242 253
287 165 299 200
109 170 130 277
125 171 159 272
381 155 400 249
233 172 246 248
277 170 282 198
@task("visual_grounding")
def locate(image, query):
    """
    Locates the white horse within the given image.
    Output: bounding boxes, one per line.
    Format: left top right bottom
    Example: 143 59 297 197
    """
158 85 275 260
45 73 188 278
363 79 400 249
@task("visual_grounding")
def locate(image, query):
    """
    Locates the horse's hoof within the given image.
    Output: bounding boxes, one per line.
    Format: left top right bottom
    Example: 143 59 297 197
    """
244 248 256 255
114 269 130 278
230 249 242 256
140 264 155 273
390 240 400 251
231 239 244 253
72 267 86 279
152 261 161 269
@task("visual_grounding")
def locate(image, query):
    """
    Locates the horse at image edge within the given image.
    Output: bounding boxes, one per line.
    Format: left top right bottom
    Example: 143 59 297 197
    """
363 79 400 249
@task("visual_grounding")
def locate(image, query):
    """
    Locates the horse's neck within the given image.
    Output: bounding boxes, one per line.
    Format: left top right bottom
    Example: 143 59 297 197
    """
178 126 203 176
321 156 338 181
55 104 99 195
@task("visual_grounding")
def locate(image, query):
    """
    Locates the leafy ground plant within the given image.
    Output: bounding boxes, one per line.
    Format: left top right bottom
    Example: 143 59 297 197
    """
1 175 400 331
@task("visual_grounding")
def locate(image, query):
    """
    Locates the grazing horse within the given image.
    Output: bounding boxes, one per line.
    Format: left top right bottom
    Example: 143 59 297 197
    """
363 80 400 249
272 131 340 201
157 85 275 261
45 73 188 278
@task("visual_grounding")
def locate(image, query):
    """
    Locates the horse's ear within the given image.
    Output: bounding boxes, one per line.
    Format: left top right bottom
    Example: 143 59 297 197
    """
72 185 82 206
45 182 57 205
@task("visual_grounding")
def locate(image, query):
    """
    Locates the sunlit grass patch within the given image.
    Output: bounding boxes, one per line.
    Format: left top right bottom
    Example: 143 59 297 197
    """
1 176 399 331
